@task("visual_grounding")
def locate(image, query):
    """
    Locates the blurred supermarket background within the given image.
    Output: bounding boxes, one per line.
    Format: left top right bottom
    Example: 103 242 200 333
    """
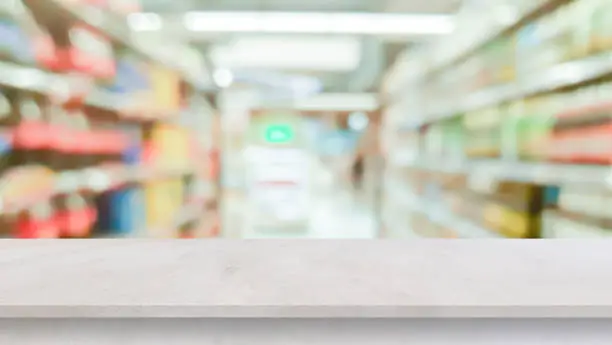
0 0 609 239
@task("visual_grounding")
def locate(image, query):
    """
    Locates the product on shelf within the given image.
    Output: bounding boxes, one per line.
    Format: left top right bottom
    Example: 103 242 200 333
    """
16 200 59 238
0 90 16 176
0 0 215 239
542 209 612 238
557 186 610 219
0 165 55 236
483 182 544 238
56 193 97 238
46 102 71 171
106 49 152 115
0 0 62 68
545 88 612 164
463 107 503 159
149 65 180 118
145 178 184 238
103 186 145 237
67 24 116 80
12 92 49 166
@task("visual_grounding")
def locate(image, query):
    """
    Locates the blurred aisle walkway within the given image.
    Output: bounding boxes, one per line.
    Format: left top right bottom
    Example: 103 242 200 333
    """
222 157 378 239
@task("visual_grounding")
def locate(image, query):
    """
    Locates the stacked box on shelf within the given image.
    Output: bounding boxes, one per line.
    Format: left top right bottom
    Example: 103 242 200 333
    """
144 124 190 238
138 63 186 237
572 0 612 58
0 0 213 239
463 106 503 159
438 118 464 162
386 0 612 239
0 0 47 67
481 37 516 87
101 124 144 237
542 210 612 238
103 48 152 112
542 185 612 238
503 96 557 161
544 83 612 164
479 182 545 238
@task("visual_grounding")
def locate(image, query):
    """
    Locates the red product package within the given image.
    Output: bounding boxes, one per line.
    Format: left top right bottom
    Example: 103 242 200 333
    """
32 35 61 71
15 201 59 239
12 120 49 150
48 125 74 153
96 130 121 154
108 131 129 153
57 206 97 238
66 24 116 79
548 124 612 164
71 129 94 155
16 218 60 238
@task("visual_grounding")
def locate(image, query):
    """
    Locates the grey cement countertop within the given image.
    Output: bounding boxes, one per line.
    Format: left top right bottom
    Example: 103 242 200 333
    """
0 240 610 317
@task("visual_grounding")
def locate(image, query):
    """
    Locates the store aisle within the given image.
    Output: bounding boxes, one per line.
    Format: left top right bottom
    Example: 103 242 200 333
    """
222 157 379 239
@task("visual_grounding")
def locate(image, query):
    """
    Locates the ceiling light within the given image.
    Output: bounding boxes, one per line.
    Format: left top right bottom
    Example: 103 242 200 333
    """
128 13 162 31
213 69 234 88
348 112 369 131
183 12 454 35
209 36 361 72
294 93 379 112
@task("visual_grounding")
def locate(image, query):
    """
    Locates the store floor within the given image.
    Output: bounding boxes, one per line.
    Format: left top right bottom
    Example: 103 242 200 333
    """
221 158 379 239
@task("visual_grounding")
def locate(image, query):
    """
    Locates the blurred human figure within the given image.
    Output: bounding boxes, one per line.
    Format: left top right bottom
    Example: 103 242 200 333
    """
351 153 364 191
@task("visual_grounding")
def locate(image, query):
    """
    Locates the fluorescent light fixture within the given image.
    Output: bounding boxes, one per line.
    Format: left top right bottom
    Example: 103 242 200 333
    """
128 12 162 31
210 36 361 71
213 69 234 88
183 11 454 35
294 93 379 112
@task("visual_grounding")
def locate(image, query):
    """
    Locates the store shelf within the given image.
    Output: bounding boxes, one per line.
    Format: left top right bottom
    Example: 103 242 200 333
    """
0 1 218 239
386 180 501 238
48 0 213 91
0 61 180 121
403 160 612 188
0 61 61 94
422 53 612 125
0 164 195 215
425 0 567 78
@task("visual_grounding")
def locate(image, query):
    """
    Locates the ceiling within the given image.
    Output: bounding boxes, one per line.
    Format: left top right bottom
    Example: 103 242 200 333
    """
136 0 461 93
141 0 460 14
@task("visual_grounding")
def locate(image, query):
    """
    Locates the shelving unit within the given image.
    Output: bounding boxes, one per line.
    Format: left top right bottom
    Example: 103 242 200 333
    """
0 0 219 238
382 0 612 239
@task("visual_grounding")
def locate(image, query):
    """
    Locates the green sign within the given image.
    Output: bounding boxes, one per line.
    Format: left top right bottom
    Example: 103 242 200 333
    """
264 124 294 143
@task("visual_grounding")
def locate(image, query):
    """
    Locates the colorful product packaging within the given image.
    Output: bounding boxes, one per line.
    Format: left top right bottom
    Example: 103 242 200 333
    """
145 179 184 238
148 65 180 117
66 24 115 80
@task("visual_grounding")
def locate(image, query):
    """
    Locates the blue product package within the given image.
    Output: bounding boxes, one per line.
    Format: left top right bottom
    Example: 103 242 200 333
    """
0 133 11 154
108 187 145 236
543 186 560 208
106 56 150 93
0 20 34 63
123 143 141 165
105 132 145 235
